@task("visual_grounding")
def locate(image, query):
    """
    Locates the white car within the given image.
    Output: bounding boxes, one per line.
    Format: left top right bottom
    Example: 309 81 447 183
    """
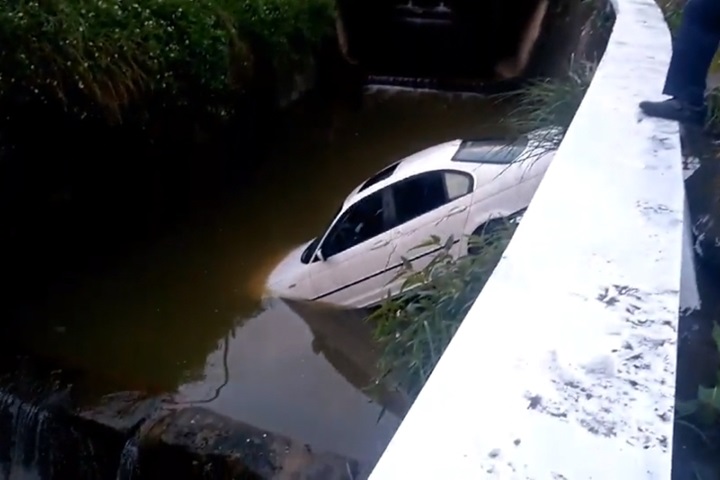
266 127 560 309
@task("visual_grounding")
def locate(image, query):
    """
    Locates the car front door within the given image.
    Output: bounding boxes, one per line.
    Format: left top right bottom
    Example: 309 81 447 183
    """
384 170 474 297
309 188 397 308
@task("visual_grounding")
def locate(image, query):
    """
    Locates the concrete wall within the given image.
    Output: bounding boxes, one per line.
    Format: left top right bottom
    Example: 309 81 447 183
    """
369 0 687 478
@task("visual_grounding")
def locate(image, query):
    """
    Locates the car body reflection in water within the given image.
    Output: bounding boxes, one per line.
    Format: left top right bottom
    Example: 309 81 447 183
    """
174 297 403 469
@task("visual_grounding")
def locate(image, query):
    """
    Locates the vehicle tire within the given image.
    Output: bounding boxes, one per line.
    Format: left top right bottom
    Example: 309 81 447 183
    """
467 209 526 256
468 219 505 256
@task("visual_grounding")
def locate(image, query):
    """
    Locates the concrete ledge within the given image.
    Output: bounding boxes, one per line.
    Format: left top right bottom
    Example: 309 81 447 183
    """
369 0 684 478
0 354 360 480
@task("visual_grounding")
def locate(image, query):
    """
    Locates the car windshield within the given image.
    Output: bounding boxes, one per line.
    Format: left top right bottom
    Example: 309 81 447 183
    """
357 161 399 193
300 205 342 264
300 237 321 264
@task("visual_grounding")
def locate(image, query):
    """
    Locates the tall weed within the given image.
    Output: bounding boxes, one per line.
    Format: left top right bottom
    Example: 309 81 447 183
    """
0 0 334 122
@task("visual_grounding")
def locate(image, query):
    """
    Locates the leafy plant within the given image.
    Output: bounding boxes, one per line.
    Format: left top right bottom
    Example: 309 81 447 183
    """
676 323 720 427
706 88 720 132
499 59 596 152
367 220 517 400
658 0 685 32
0 0 335 123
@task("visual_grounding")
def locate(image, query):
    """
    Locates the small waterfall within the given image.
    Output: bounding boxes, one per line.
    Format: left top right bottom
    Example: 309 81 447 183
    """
0 386 145 480
115 436 139 480
0 390 49 480
365 75 520 96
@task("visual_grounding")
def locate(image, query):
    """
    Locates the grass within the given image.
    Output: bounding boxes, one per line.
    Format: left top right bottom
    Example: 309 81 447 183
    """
367 223 517 400
674 323 720 479
498 58 596 153
658 0 685 31
0 0 335 124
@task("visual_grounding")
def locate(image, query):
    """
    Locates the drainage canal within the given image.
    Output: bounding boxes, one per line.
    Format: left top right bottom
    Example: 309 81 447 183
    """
0 0 595 476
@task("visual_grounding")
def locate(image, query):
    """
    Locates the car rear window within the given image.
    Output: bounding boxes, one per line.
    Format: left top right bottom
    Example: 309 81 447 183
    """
444 172 473 200
452 136 528 164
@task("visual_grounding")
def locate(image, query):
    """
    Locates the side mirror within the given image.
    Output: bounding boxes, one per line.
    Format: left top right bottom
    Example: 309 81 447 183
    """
314 248 326 262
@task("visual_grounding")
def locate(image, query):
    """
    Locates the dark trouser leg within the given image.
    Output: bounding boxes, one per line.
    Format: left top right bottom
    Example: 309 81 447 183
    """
664 0 720 106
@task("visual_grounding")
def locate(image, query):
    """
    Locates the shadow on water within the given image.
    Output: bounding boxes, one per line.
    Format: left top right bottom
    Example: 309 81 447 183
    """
0 87 510 467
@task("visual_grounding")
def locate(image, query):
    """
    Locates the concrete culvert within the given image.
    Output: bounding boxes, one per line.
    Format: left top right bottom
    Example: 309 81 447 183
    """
336 0 560 83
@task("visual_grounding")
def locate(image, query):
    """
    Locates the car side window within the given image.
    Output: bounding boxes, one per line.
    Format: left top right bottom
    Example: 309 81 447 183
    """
321 191 387 258
444 171 473 200
392 172 447 225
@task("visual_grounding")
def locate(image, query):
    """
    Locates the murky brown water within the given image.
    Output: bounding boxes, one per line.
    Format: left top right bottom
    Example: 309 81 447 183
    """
1 87 508 464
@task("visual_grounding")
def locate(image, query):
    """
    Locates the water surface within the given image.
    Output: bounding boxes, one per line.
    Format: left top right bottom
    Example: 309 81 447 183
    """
0 87 509 464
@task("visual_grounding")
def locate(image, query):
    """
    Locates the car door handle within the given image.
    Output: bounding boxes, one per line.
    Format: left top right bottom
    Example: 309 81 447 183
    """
370 239 391 250
447 205 468 216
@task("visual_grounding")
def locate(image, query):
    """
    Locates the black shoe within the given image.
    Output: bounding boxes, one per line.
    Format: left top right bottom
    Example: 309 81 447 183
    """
639 98 706 125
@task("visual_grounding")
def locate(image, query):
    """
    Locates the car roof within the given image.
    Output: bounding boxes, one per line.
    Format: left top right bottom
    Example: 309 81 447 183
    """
341 139 464 208
341 136 529 209
327 126 560 233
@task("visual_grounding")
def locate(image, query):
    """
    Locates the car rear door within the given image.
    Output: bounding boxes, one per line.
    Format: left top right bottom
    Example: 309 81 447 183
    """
463 154 548 235
383 170 474 297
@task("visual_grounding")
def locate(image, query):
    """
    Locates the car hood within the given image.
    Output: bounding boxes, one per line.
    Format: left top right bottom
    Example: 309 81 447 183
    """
265 239 314 296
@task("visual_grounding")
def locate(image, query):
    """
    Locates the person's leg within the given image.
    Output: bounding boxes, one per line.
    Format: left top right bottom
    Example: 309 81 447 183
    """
665 0 720 105
640 0 720 124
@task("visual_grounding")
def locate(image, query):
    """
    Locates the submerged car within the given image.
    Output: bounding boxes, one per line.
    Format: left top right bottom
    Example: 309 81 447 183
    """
266 127 561 309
